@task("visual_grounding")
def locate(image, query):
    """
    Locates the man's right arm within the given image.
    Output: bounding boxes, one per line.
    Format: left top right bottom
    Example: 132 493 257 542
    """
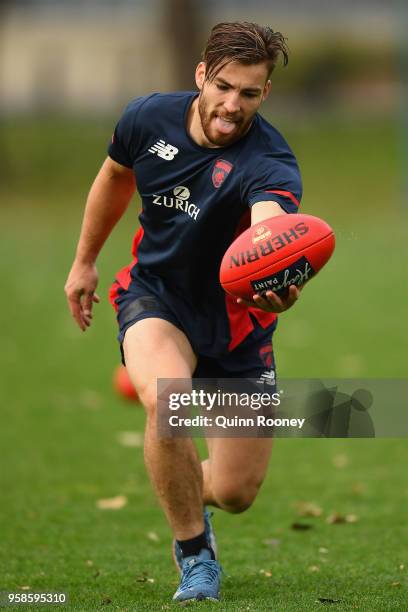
64 156 136 331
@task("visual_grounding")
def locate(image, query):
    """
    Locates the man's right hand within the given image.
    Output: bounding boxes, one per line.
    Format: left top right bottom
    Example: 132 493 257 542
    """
64 261 100 331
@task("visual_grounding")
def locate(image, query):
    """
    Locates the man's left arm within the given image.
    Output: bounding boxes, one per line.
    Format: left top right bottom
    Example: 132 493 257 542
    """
236 200 301 313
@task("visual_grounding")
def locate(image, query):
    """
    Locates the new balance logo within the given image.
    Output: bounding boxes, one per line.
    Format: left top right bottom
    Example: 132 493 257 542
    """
257 370 276 386
148 139 179 161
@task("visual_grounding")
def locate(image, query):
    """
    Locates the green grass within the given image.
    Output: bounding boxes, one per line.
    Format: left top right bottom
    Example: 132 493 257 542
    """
0 116 407 610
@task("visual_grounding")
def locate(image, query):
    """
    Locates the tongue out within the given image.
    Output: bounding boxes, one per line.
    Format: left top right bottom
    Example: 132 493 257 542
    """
214 116 236 135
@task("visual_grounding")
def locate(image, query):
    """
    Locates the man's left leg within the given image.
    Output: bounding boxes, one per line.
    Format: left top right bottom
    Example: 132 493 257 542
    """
199 323 276 513
202 437 273 513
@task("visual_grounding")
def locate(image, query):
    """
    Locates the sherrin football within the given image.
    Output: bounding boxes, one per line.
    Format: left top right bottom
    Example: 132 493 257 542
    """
219 214 335 300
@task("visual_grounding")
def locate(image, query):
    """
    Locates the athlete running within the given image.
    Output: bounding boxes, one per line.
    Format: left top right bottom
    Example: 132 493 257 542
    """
65 21 302 603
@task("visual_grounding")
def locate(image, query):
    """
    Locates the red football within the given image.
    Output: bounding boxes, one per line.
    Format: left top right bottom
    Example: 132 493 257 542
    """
219 214 335 300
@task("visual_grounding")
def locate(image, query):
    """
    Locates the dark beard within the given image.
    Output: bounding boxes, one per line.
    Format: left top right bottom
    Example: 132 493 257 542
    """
198 94 220 146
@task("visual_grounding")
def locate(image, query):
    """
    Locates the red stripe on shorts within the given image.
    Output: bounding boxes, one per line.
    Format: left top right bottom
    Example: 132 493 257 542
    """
109 228 144 311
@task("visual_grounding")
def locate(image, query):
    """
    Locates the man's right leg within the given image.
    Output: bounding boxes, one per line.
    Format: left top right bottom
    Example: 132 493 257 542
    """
123 318 205 541
123 318 222 602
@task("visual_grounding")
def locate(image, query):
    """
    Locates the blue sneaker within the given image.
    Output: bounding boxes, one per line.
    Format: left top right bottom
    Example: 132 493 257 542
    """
172 509 218 573
172 548 221 602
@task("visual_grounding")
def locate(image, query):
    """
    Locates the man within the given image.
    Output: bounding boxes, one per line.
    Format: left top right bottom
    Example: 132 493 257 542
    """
65 22 302 603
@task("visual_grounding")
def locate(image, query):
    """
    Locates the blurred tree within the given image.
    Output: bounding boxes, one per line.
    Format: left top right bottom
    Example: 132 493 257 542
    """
162 0 205 90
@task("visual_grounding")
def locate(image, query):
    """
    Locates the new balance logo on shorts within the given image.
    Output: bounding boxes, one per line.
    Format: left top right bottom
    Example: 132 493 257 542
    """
257 370 276 386
148 139 179 160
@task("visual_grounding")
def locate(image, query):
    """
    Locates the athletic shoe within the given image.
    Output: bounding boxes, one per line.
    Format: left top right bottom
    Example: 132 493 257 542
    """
172 548 221 602
172 508 218 573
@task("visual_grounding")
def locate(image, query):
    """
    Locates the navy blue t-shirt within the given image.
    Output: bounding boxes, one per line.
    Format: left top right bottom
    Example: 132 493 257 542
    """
108 92 302 355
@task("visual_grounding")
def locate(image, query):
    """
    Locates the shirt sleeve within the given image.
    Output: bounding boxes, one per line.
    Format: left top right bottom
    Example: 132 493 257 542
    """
108 95 154 168
244 154 303 214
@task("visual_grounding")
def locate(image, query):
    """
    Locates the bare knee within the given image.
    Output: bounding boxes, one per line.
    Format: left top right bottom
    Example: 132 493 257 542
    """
128 375 191 421
212 478 263 514
138 384 191 439
125 374 173 416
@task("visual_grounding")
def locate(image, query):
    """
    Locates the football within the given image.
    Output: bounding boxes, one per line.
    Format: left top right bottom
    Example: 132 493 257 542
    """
219 213 335 300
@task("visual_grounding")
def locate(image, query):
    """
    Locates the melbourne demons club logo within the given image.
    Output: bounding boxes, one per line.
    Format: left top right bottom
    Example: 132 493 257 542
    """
212 159 233 188
259 344 274 369
252 225 272 245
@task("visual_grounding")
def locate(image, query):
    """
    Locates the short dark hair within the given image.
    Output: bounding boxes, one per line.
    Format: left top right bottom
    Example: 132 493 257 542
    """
202 21 289 81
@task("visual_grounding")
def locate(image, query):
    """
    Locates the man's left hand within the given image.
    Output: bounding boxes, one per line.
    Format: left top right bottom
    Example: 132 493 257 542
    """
237 284 301 313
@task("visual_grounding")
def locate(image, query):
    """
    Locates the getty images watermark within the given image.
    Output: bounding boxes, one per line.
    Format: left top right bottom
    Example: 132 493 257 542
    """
157 378 408 438
157 378 303 438
166 388 305 431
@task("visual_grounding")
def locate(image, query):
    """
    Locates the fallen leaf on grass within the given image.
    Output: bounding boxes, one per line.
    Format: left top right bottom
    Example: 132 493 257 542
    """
291 522 313 530
296 501 323 517
117 431 143 448
259 569 272 577
135 575 155 584
326 513 345 524
96 495 127 510
136 575 148 583
345 514 358 523
136 572 154 583
317 597 342 604
390 581 401 587
147 531 160 542
326 513 359 525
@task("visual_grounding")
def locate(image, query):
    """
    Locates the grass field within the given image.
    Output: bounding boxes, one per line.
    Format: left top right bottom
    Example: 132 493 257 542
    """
0 115 407 610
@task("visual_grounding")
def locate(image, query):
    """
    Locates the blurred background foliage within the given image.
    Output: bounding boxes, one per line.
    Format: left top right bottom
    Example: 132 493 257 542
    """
0 0 402 114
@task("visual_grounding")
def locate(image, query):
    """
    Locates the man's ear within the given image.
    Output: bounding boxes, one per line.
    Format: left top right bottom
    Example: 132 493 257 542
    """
195 62 206 90
262 80 272 102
